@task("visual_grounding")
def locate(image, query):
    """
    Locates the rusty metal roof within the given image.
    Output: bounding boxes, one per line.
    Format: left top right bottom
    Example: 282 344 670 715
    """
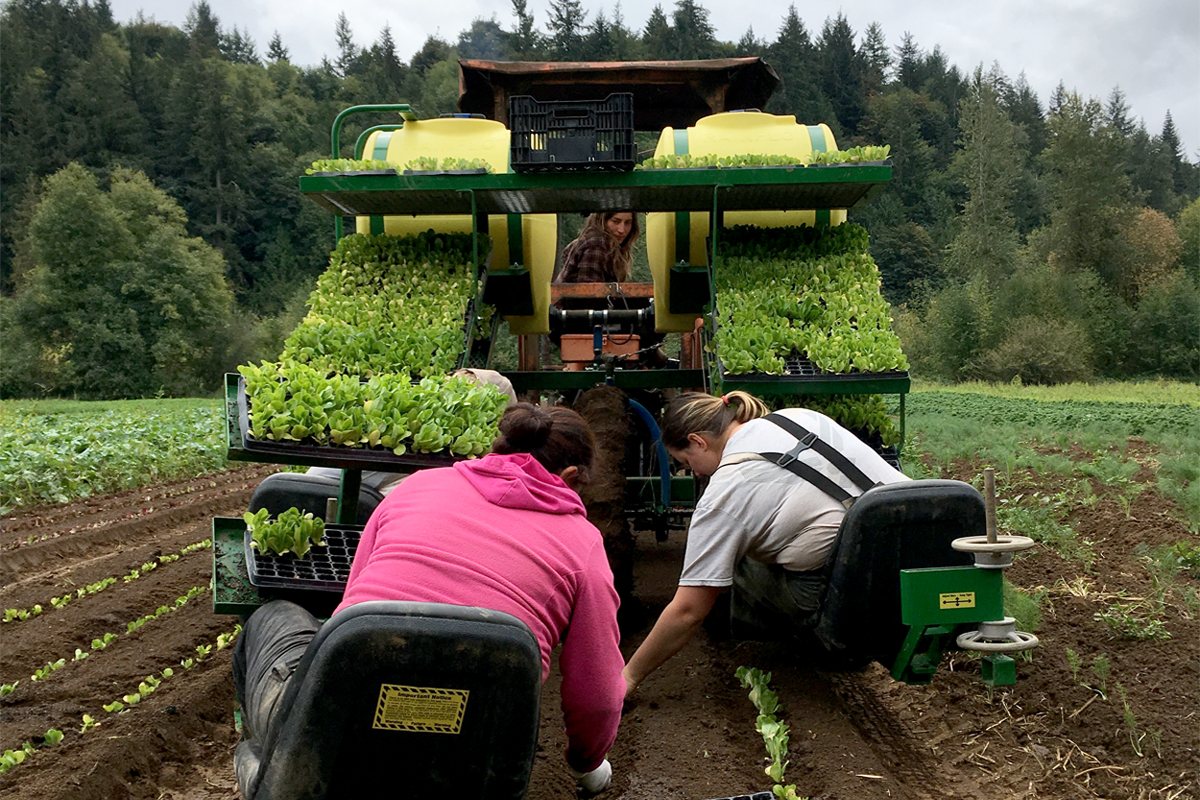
458 58 780 131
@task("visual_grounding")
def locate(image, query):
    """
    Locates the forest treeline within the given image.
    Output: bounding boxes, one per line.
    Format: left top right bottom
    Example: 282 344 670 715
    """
1 0 1197 398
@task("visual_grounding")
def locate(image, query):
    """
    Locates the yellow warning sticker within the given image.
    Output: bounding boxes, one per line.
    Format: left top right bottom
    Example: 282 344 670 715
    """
939 592 976 610
373 684 469 734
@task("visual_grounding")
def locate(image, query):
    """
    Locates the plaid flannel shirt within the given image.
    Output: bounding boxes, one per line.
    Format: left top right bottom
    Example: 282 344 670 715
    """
555 231 622 283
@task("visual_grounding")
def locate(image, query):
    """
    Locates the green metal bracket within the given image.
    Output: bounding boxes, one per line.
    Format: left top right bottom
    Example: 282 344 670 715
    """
506 214 524 267
900 566 1005 628
891 623 954 685
892 565 1008 684
982 654 1018 687
329 104 416 240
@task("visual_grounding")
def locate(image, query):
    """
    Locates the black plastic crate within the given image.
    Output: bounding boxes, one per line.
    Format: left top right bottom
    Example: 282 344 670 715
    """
509 94 635 173
244 525 362 592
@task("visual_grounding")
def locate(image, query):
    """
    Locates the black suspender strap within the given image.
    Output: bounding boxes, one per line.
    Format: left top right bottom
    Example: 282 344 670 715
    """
757 447 856 507
762 413 878 494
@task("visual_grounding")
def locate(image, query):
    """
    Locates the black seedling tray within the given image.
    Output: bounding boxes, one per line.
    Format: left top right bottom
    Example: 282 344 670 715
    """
244 525 362 592
310 169 398 177
723 352 909 384
701 793 774 800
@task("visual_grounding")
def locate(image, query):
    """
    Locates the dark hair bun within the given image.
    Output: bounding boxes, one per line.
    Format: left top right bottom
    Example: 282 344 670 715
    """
496 403 552 451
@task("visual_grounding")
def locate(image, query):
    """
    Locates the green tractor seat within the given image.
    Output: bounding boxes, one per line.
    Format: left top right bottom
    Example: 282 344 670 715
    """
235 601 542 800
809 479 982 669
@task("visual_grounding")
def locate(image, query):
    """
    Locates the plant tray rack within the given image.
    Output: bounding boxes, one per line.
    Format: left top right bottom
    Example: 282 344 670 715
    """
244 525 362 592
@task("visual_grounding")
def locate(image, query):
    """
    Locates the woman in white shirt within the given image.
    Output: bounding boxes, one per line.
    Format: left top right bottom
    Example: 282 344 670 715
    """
622 390 909 696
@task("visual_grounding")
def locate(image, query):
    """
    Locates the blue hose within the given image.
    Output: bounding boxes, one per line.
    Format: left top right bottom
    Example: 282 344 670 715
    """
626 399 671 509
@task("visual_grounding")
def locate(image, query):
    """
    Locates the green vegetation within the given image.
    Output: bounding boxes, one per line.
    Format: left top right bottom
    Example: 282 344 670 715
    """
307 158 394 173
402 156 494 173
239 365 506 456
636 146 889 170
245 507 326 558
735 667 808 800
280 231 482 379
0 405 226 513
715 223 908 376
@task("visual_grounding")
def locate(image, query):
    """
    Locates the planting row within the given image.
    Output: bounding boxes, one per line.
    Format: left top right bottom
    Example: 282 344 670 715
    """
3 540 212 624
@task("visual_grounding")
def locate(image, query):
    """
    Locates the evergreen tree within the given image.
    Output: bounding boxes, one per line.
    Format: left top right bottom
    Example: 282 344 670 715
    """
1038 91 1134 293
735 27 766 57
943 66 1022 285
509 0 544 60
671 0 717 60
584 10 616 61
894 32 921 92
546 0 586 60
60 33 146 168
607 4 641 60
1105 86 1135 136
334 12 358 77
642 5 673 60
860 22 889 94
767 6 833 124
184 1 221 57
266 31 290 62
220 26 259 65
458 17 508 61
409 36 452 80
816 12 866 137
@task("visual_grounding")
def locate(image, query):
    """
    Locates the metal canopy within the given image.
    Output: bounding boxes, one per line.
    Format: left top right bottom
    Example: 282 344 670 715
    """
299 164 891 217
458 58 780 130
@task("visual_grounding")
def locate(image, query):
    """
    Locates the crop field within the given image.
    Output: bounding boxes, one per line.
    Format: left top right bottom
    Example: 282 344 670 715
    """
0 383 1197 800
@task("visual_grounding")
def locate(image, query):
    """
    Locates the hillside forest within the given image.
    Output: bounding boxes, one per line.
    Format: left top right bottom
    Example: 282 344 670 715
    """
1 0 1197 399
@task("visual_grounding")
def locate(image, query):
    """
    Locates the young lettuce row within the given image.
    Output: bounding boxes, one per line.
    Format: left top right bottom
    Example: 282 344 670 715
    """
240 364 507 457
735 666 806 800
636 145 890 170
6 587 208 693
245 507 325 558
0 625 242 776
281 231 482 380
3 541 210 625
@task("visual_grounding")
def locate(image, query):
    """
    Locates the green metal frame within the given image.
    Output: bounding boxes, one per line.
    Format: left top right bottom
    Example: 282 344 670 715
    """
326 104 417 239
892 565 1007 685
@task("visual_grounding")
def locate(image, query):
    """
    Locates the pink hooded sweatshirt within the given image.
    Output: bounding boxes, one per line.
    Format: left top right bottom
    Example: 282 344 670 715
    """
334 452 624 772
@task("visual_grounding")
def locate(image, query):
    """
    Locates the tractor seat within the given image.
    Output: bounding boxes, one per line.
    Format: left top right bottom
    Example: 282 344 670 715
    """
811 479 983 668
235 601 542 800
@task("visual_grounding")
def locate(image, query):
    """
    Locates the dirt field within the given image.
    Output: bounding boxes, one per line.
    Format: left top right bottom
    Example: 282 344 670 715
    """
1 451 1197 800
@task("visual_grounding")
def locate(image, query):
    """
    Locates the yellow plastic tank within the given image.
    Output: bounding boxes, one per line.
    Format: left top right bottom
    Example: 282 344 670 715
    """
358 117 558 334
646 111 847 332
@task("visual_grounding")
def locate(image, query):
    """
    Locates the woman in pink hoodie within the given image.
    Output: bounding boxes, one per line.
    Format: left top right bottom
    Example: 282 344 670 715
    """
233 404 624 795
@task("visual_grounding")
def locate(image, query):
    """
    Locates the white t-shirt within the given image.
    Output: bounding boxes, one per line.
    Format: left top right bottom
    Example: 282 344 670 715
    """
678 408 909 586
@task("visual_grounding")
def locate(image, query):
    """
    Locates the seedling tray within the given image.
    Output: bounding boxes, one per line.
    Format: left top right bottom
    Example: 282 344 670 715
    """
244 525 362 592
717 352 910 397
311 169 398 177
700 793 773 800
232 375 461 469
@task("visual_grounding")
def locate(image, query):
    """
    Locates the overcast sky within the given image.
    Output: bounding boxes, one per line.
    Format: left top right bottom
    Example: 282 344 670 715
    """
109 0 1198 157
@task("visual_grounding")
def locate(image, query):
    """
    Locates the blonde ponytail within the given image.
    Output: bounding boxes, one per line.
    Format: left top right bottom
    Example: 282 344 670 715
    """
661 391 768 450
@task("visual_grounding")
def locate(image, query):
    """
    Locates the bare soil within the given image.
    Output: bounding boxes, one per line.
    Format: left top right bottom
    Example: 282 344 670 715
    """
1 449 1197 800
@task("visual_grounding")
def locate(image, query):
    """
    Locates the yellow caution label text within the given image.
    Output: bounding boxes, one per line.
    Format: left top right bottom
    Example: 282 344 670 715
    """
939 592 976 610
373 684 468 734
